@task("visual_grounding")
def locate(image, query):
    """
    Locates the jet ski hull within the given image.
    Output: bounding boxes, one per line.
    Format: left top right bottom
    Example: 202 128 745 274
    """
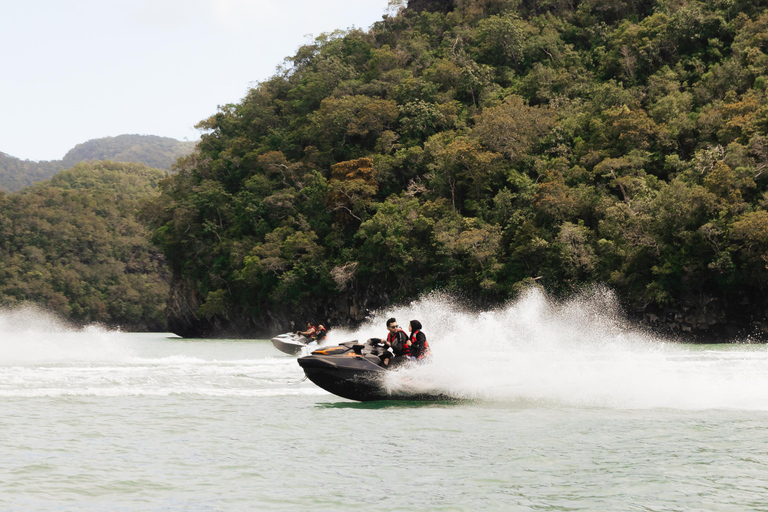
271 333 314 355
299 360 388 401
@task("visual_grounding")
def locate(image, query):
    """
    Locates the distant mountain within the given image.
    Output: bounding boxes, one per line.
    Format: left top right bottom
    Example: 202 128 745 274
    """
0 153 64 193
0 134 196 192
61 134 197 170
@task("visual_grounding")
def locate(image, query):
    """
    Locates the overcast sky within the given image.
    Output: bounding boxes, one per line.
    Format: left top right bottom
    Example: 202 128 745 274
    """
1 0 394 161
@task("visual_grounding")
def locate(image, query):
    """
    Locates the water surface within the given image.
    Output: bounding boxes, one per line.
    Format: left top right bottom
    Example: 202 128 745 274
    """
3 294 768 511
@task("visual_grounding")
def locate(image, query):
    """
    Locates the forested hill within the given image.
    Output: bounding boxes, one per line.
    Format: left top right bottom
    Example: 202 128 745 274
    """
0 161 169 330
148 0 768 339
61 135 196 171
0 153 65 193
0 135 195 192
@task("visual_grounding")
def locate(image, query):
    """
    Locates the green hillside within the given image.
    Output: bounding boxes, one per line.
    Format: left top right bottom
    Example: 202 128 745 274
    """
138 0 768 338
0 153 65 193
61 134 197 170
0 161 169 330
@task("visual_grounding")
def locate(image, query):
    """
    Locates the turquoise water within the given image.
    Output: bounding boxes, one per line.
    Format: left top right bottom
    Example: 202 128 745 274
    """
3 293 768 511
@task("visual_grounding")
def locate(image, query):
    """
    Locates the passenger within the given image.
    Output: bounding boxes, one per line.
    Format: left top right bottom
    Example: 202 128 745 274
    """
383 317 411 367
297 322 316 341
408 320 431 361
314 324 328 341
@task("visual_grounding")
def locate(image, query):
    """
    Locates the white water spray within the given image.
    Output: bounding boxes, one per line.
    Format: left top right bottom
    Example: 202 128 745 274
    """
350 287 768 410
0 305 133 363
5 294 768 409
0 305 308 398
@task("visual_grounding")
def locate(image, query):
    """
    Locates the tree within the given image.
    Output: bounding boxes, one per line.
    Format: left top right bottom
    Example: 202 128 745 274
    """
327 158 380 225
473 95 555 161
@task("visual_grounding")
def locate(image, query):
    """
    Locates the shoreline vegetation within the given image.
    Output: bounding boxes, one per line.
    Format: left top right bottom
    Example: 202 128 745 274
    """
6 0 768 341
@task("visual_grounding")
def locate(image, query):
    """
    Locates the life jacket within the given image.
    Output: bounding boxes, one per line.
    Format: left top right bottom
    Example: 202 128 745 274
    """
387 328 411 357
302 324 316 339
410 330 431 359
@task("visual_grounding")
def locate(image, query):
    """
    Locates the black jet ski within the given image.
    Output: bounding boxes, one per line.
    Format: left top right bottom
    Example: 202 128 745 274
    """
297 338 453 402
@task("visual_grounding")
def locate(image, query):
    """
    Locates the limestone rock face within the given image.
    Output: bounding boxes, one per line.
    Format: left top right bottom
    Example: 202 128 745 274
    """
408 0 454 13
164 274 391 338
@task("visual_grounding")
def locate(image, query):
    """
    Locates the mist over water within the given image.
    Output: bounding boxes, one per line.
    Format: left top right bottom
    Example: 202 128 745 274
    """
5 297 768 512
4 302 768 511
0 305 131 363
0 305 309 399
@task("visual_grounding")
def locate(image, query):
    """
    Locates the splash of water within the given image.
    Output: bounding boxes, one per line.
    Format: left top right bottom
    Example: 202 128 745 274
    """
0 305 130 363
0 305 306 398
6 292 768 409
353 287 768 410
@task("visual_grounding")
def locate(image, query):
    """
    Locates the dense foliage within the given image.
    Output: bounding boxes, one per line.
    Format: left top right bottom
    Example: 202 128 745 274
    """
147 0 768 333
0 135 195 192
0 161 169 330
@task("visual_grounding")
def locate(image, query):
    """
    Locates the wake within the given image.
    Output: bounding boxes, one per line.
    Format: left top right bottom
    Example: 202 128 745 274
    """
5 292 768 409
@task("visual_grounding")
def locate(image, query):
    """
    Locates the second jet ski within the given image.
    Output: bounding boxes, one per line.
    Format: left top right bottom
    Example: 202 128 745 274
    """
270 333 317 355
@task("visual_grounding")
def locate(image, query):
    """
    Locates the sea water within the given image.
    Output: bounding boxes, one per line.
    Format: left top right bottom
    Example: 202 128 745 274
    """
3 290 768 511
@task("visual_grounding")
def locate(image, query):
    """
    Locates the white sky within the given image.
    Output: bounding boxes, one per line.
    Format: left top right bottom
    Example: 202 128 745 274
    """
1 0 394 161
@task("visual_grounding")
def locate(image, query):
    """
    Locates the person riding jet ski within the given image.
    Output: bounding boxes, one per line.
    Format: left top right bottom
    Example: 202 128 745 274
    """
297 322 316 340
383 317 410 367
408 320 431 361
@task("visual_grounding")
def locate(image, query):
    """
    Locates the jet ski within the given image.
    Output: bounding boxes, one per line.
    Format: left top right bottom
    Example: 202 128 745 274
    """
270 333 317 355
297 338 453 402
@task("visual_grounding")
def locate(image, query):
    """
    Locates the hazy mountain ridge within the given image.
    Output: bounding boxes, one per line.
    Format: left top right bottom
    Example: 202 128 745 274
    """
0 134 196 192
0 153 64 193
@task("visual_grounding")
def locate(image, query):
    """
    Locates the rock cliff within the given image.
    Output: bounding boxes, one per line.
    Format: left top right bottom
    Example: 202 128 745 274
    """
165 274 768 342
636 292 768 343
408 0 454 13
164 277 390 338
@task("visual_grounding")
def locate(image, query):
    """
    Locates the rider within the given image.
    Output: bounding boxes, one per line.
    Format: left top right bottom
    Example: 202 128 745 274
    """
408 320 431 361
383 317 411 367
314 324 328 341
298 322 316 340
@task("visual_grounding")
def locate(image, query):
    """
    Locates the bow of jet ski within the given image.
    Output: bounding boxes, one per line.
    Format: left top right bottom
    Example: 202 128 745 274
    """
270 333 316 355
